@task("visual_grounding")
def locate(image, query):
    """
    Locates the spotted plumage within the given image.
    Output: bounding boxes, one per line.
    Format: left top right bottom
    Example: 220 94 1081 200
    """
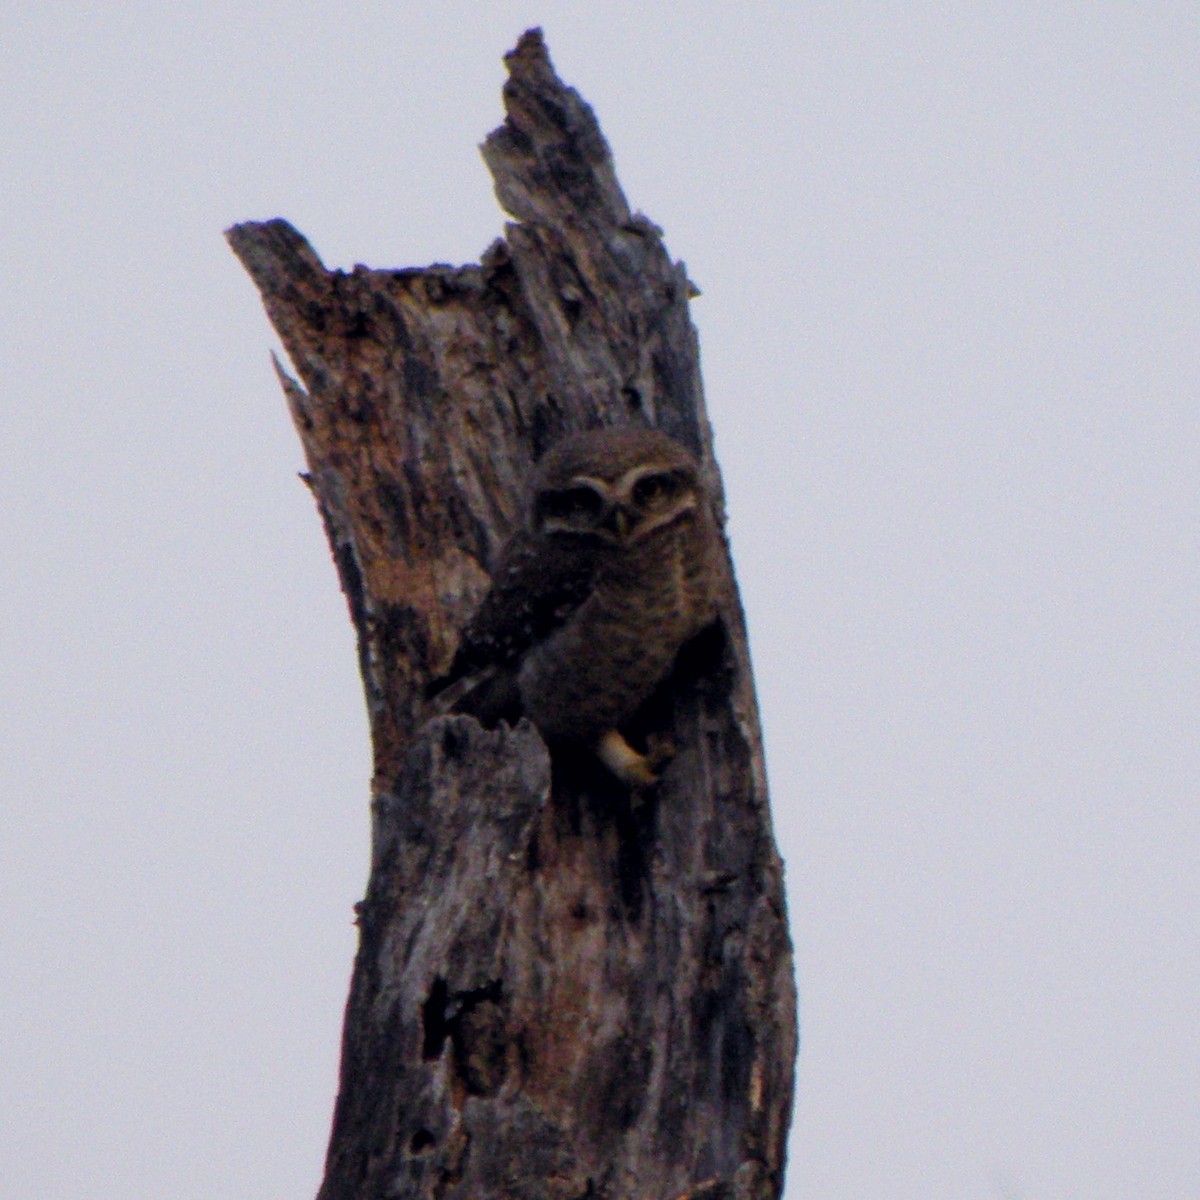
431 427 722 785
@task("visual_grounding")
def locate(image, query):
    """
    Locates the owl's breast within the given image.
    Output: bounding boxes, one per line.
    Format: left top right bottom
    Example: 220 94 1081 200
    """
516 519 716 742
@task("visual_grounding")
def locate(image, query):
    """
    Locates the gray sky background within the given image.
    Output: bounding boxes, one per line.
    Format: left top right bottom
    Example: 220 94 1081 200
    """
2 4 1196 1198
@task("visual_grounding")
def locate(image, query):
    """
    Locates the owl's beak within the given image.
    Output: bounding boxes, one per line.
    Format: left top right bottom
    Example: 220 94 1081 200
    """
601 505 631 538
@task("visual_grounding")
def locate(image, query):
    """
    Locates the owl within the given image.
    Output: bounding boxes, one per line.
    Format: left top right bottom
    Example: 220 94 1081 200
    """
431 427 722 786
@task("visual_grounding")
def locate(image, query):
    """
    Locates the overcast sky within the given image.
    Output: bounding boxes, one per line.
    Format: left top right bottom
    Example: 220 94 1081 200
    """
2 5 1197 1199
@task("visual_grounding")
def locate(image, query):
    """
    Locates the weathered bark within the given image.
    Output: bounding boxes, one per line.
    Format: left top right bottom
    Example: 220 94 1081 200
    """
228 29 795 1200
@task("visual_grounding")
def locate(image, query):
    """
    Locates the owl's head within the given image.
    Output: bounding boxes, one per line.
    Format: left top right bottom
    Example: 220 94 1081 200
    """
530 428 704 545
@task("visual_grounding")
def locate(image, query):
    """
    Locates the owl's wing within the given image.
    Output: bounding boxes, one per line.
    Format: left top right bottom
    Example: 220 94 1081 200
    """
427 530 596 719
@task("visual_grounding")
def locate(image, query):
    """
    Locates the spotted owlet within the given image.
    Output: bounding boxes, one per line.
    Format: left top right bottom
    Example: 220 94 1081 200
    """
431 427 722 786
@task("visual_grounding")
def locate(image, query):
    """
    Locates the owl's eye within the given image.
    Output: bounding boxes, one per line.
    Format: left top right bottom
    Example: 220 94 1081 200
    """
632 472 681 507
538 485 605 526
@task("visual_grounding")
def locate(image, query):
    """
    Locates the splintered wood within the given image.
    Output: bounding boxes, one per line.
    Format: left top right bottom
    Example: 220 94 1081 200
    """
229 29 795 1200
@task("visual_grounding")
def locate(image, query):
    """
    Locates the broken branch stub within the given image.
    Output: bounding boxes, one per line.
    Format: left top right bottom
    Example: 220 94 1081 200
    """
228 27 795 1200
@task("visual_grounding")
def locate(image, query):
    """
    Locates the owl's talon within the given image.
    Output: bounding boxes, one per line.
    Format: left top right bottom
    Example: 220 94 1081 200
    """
597 729 663 788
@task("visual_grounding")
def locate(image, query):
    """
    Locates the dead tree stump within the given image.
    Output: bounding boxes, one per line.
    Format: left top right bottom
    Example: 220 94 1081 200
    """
228 29 795 1200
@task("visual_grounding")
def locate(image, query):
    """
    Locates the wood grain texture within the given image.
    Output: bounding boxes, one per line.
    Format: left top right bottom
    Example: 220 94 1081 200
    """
228 29 795 1200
